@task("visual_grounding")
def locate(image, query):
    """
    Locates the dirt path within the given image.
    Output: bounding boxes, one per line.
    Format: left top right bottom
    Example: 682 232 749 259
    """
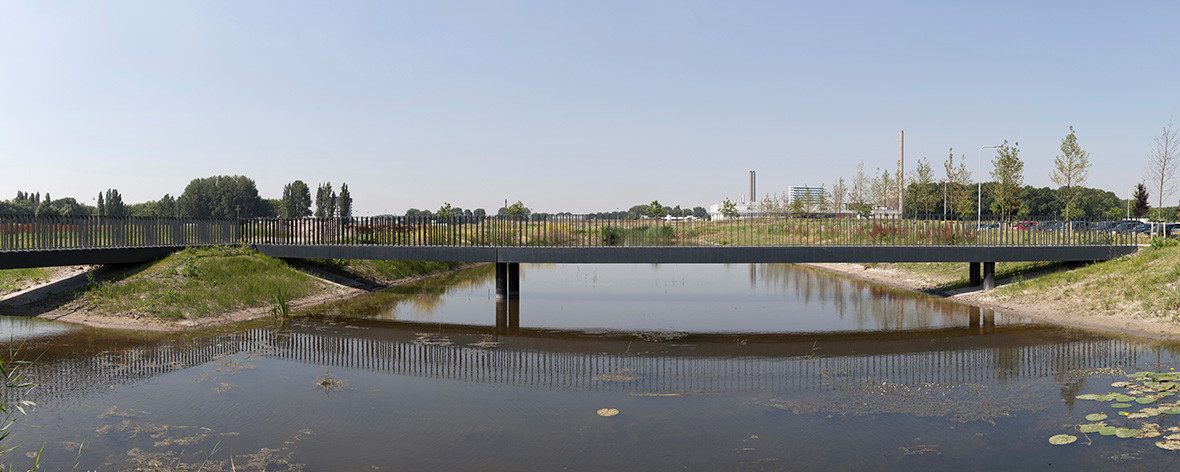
804 262 1180 341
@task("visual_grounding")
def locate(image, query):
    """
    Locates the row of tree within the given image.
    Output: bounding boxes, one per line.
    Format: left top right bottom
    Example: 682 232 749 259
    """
825 123 1180 220
0 177 356 220
278 181 352 218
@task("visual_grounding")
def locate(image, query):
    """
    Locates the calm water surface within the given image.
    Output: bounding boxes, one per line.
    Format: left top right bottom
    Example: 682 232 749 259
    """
3 263 1180 471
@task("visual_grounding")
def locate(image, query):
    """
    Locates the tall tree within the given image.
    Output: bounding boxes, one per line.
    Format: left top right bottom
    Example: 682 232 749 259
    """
315 182 336 218
989 141 1024 220
907 157 937 216
1146 118 1180 222
179 176 269 218
850 161 868 209
35 193 51 217
829 178 847 213
720 198 739 218
338 183 353 218
871 168 892 207
502 201 530 219
158 194 177 217
1133 183 1150 217
1052 126 1091 219
280 180 313 218
953 156 975 217
646 200 666 218
104 189 126 217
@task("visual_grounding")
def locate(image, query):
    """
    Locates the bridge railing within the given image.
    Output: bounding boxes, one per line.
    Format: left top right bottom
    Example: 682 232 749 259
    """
242 214 1140 248
0 215 240 251
0 214 1142 252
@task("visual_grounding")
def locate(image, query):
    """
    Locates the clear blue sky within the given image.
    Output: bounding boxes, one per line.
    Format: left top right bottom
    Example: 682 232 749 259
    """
2 1 1178 215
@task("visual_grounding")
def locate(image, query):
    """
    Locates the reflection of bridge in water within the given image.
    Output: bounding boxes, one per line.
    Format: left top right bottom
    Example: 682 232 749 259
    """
15 321 1147 410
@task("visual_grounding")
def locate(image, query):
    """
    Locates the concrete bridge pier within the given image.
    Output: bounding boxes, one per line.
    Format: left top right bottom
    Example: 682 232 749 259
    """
968 262 996 290
495 262 520 300
982 262 996 290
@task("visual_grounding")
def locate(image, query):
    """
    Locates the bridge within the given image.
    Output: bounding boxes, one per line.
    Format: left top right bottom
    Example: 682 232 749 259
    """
0 215 1138 295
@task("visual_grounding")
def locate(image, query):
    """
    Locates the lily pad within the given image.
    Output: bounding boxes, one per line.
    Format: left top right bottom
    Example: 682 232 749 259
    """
1163 408 1180 415
1100 427 1118 436
1079 423 1104 433
1116 428 1141 438
1076 394 1102 401
1114 395 1136 402
1049 434 1077 445
1156 440 1180 451
1112 403 1134 409
1137 397 1158 404
596 408 619 417
1085 413 1108 421
1112 381 1131 388
1129 372 1150 379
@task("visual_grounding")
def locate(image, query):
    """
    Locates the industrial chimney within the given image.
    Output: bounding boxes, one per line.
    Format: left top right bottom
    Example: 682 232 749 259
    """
749 170 756 203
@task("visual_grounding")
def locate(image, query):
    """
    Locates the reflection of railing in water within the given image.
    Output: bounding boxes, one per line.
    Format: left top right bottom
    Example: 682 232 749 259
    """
11 325 1145 410
271 328 1141 391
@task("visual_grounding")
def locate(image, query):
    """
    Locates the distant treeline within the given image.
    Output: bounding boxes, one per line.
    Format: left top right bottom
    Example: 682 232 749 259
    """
0 176 353 219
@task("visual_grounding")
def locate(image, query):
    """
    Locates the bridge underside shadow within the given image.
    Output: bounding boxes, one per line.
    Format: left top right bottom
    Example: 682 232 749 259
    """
251 244 1136 265
0 247 183 270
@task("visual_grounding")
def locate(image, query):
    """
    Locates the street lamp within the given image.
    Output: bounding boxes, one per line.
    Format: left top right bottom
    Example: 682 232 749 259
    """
978 145 1002 228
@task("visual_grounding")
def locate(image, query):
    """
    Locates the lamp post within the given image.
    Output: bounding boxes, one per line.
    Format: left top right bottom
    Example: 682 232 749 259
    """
978 145 1001 228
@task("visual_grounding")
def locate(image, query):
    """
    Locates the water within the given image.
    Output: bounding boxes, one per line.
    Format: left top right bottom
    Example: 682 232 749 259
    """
2 264 1180 471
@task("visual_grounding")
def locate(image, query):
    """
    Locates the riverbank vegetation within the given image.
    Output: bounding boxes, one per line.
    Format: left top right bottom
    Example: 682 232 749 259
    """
79 246 325 320
992 241 1180 320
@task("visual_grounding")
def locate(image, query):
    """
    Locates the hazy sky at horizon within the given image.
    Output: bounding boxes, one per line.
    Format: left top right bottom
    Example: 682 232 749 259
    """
2 1 1178 215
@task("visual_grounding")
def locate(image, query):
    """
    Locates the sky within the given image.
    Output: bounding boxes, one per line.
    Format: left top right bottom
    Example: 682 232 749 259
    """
2 0 1178 215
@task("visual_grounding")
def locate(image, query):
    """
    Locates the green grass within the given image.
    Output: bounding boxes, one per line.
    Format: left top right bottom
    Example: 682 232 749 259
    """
891 261 1066 290
993 243 1180 319
0 268 56 296
82 246 324 320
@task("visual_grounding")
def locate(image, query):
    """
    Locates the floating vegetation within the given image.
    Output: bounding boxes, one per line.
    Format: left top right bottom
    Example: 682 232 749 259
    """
593 369 642 382
314 370 346 393
1049 434 1077 445
596 408 620 417
1072 369 1180 450
412 332 454 347
757 375 1041 424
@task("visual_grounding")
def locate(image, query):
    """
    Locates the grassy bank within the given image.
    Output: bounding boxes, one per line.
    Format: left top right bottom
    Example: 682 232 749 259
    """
0 267 57 297
81 246 325 320
992 241 1180 320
